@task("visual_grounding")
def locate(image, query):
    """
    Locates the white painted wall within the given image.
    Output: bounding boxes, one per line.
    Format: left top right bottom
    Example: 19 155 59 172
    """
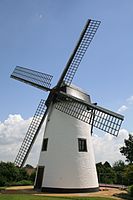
38 103 98 189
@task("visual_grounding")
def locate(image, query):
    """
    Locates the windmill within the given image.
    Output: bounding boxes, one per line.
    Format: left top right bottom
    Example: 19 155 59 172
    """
11 19 124 193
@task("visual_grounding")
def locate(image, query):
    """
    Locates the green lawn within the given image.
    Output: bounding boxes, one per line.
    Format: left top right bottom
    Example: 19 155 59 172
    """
0 195 118 200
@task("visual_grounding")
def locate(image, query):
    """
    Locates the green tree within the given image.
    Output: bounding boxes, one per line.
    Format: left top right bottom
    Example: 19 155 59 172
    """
96 161 116 184
123 164 133 185
0 162 19 186
113 160 125 184
120 134 133 164
0 161 30 186
96 162 105 183
104 161 111 168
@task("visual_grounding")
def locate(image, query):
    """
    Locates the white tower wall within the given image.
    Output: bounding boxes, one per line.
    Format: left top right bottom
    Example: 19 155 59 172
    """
35 86 99 193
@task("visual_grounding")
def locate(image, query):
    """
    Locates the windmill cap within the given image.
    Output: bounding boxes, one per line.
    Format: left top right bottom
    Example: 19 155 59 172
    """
61 84 91 103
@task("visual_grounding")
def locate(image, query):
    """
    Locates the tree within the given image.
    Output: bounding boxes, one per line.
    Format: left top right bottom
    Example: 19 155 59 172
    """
96 161 116 184
123 165 133 185
0 162 20 185
96 162 105 183
113 160 125 184
120 134 133 164
104 161 111 168
0 161 30 186
113 160 125 171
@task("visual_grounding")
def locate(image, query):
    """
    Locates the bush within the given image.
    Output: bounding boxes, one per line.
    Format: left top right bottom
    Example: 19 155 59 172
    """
7 180 33 186
14 180 33 186
0 162 32 187
0 175 7 186
128 185 133 197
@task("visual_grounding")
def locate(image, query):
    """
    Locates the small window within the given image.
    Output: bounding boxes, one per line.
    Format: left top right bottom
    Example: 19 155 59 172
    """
78 138 87 152
42 138 48 151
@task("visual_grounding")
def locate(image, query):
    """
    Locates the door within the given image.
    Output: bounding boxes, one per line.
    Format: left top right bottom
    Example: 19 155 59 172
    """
34 166 45 190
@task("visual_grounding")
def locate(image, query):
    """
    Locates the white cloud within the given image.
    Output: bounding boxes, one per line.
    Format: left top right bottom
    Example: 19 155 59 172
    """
0 114 43 167
116 95 133 114
92 129 129 165
117 105 128 113
0 114 130 167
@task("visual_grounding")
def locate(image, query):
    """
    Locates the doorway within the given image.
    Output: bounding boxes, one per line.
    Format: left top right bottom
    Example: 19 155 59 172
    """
34 166 45 190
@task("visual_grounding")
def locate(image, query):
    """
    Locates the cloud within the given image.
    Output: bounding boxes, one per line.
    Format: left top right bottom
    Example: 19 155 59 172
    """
117 95 133 114
0 114 130 167
92 129 129 165
117 105 128 113
0 114 43 166
0 114 29 145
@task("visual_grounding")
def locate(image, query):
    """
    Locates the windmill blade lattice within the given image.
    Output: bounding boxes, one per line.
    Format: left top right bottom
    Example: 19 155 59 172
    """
55 92 124 136
57 20 101 87
11 66 53 91
14 99 47 167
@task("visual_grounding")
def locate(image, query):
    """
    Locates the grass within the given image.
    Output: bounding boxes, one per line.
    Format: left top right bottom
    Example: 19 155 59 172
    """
0 195 119 200
0 187 6 191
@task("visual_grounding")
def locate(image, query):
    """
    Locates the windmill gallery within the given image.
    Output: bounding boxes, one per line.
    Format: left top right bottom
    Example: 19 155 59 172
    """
10 19 124 193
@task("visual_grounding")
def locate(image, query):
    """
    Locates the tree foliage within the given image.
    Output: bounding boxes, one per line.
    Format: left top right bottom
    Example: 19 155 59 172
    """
96 162 116 184
120 134 133 164
1 157 133 187
128 185 133 197
96 160 133 186
0 162 35 187
112 160 125 184
124 164 133 185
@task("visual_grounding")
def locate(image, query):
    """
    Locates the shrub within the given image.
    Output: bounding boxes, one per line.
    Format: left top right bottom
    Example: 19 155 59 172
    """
0 162 32 187
6 180 32 187
0 176 6 187
128 185 133 197
15 180 33 186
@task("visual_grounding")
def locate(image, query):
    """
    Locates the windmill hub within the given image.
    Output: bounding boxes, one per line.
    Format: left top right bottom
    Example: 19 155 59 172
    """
11 19 124 193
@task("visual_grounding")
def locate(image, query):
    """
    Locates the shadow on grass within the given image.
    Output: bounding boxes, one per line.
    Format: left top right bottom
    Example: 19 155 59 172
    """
113 192 132 200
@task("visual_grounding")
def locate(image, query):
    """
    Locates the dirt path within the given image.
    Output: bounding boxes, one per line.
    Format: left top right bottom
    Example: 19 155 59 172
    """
2 186 127 199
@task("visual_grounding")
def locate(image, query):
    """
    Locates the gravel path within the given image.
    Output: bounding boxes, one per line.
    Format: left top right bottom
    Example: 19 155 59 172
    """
2 185 127 199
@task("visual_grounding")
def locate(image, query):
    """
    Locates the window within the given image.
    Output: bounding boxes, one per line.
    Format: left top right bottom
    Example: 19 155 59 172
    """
78 138 87 152
42 138 48 151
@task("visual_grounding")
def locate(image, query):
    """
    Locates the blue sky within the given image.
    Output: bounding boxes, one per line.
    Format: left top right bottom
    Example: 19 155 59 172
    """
0 0 133 130
0 0 133 165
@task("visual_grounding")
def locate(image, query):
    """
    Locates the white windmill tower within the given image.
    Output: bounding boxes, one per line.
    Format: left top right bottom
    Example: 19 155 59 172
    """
11 19 124 193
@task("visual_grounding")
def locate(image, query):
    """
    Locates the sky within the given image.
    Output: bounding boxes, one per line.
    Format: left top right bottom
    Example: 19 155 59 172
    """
0 0 133 167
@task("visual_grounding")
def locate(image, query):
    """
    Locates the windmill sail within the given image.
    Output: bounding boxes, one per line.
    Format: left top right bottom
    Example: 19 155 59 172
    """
57 19 101 87
11 66 53 91
14 100 47 167
55 92 124 136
